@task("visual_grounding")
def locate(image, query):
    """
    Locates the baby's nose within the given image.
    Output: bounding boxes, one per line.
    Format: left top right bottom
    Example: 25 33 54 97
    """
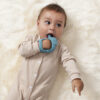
49 24 55 30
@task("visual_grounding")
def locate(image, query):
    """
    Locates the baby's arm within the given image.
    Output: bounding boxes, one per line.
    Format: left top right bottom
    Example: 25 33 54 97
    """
60 43 81 82
18 34 40 58
60 43 84 95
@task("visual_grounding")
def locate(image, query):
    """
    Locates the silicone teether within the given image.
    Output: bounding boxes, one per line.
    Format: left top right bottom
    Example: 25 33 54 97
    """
38 33 58 53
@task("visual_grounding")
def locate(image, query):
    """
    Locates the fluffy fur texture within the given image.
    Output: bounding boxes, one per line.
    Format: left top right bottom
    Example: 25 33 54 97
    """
0 0 100 100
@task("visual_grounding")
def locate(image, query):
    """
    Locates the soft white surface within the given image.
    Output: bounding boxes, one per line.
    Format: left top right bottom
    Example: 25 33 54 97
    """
0 0 100 100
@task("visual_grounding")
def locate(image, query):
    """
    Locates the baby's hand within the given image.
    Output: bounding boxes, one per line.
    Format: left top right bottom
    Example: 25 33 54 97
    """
72 78 84 96
42 39 51 49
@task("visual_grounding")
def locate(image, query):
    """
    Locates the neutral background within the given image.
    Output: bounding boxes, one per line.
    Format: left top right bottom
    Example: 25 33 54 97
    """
0 0 100 100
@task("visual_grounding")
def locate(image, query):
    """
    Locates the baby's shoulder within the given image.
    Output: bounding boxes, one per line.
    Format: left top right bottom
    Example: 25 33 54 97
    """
25 33 37 41
58 40 69 51
57 41 70 58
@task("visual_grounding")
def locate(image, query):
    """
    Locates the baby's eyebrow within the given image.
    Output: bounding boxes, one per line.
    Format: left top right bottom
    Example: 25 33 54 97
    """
44 18 50 20
56 20 63 23
44 17 63 23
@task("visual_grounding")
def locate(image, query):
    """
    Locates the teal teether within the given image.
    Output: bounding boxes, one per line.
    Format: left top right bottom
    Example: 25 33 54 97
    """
38 34 58 53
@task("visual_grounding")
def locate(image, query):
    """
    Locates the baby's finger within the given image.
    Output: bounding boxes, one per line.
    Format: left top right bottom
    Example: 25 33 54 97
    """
82 82 84 90
72 84 75 92
79 84 84 92
77 87 81 96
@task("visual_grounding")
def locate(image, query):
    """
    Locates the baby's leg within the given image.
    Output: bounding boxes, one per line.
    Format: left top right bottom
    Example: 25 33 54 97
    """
5 76 23 100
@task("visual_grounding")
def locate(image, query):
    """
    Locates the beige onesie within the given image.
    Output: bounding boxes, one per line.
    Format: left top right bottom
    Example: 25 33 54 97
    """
5 32 81 100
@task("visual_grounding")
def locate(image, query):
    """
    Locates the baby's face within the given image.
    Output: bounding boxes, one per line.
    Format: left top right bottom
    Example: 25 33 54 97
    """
37 10 65 40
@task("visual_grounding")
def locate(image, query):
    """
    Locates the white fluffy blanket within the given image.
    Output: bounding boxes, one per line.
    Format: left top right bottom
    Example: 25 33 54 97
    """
0 0 100 100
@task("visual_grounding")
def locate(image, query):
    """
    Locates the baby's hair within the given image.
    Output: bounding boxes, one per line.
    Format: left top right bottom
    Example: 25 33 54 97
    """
37 3 67 27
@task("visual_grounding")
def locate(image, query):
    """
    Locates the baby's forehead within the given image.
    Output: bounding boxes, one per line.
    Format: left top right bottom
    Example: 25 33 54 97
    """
40 10 65 20
42 9 64 16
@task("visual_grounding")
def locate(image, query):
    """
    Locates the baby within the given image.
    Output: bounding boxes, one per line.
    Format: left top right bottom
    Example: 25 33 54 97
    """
5 3 84 100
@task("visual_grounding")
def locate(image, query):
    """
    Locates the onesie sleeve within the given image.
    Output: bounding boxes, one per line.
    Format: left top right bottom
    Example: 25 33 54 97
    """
18 34 40 58
60 43 81 82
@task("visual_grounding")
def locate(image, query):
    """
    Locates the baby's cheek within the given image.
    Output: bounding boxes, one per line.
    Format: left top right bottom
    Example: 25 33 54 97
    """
55 34 60 39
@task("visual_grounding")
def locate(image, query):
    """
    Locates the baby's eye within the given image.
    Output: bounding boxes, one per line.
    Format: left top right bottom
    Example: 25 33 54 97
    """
56 23 61 27
45 21 50 25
